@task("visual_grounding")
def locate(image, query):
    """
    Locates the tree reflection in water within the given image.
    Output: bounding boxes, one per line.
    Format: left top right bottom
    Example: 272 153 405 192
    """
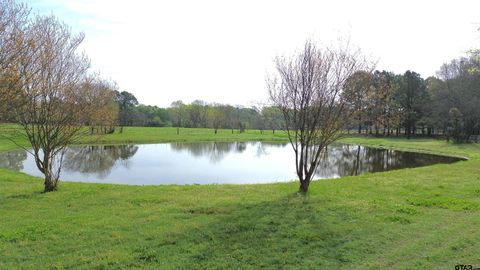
170 142 287 163
63 145 139 178
0 150 27 171
0 142 462 184
315 144 458 178
170 142 459 176
170 142 245 163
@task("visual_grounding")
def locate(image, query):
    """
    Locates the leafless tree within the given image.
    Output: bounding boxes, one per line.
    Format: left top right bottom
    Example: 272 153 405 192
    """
0 0 29 68
0 0 29 119
81 75 119 134
268 40 373 193
3 12 103 192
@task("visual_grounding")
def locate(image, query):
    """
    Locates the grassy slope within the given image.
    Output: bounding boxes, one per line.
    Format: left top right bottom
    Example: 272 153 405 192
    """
1 127 480 269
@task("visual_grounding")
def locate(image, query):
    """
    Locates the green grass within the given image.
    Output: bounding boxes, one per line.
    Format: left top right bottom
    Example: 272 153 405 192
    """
87 127 288 144
0 125 288 149
1 127 480 269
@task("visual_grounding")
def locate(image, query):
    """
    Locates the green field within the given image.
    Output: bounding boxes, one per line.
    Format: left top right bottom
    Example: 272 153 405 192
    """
0 125 288 150
1 127 479 269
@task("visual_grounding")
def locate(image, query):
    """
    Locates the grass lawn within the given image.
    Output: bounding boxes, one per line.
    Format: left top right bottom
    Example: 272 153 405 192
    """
1 127 479 269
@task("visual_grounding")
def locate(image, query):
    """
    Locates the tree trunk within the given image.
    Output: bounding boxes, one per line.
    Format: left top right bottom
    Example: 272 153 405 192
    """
43 158 58 192
299 179 310 193
44 174 58 192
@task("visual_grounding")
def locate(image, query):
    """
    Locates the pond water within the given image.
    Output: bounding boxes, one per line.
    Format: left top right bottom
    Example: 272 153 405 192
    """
0 142 462 185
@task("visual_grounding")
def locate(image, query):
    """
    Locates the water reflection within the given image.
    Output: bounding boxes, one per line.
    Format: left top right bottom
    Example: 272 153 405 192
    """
63 145 139 179
0 142 462 185
170 142 244 163
170 142 284 163
314 145 458 178
0 150 27 171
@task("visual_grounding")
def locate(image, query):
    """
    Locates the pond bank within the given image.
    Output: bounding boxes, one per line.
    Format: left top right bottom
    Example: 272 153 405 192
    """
1 127 479 269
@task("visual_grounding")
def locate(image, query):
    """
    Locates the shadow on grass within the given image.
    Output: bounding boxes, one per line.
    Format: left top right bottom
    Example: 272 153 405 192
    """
6 190 43 199
132 193 369 269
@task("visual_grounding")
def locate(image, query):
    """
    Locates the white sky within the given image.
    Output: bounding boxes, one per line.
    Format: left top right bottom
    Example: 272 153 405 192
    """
30 0 480 107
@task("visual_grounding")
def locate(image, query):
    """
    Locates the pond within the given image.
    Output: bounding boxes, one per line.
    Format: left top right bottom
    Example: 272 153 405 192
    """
0 142 463 185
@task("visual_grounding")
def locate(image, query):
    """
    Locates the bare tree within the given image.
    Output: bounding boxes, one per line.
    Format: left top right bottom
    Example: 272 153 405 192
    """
0 0 29 119
81 75 119 134
4 14 98 192
268 40 373 193
0 0 29 68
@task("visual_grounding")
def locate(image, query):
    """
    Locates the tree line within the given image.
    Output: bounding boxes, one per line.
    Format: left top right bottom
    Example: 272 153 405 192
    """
344 50 480 142
116 48 480 143
114 96 284 134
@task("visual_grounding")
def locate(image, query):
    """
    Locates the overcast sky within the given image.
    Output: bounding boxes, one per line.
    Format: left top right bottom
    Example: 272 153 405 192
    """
30 0 480 107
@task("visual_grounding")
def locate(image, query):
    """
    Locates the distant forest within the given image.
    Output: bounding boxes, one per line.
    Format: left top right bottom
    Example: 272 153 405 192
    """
344 50 480 140
112 96 284 133
109 50 480 140
2 51 478 140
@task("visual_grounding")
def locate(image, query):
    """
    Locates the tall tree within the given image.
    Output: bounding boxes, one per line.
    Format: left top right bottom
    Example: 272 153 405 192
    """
436 52 480 137
4 14 99 192
207 104 226 134
189 100 208 128
169 100 189 134
82 76 119 134
0 0 29 120
115 90 139 132
343 71 373 134
448 107 465 142
262 106 283 134
396 71 428 139
370 71 398 135
268 40 372 193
